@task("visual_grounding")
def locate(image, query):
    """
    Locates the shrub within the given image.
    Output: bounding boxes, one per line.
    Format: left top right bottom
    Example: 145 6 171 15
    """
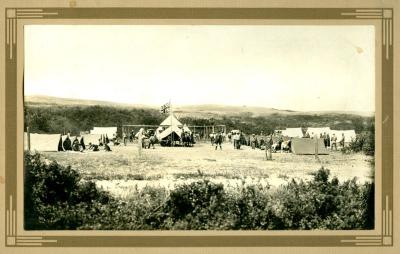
24 152 111 230
163 180 234 230
347 123 375 156
25 153 374 230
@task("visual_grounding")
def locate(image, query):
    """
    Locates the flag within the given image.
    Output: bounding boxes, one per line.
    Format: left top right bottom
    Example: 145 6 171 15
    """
160 102 171 114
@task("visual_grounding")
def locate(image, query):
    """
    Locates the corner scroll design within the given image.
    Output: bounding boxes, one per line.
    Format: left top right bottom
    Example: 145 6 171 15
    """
341 9 393 60
382 9 393 60
382 195 393 245
5 8 59 60
340 195 393 246
6 195 58 246
6 9 16 60
16 8 59 19
341 9 383 19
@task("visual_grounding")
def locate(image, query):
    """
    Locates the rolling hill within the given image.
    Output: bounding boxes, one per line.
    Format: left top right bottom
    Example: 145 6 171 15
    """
24 95 374 118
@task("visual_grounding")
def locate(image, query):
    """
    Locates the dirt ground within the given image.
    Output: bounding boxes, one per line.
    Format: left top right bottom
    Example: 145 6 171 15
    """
42 141 374 199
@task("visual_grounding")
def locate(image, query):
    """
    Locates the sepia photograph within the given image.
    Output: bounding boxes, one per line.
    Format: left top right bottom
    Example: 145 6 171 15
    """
23 24 376 231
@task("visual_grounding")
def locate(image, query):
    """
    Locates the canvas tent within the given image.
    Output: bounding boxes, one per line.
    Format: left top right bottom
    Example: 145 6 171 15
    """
159 114 183 127
291 138 329 155
306 127 331 137
155 126 164 140
329 130 356 144
158 125 183 141
281 128 304 138
90 127 117 138
183 124 191 133
24 133 61 152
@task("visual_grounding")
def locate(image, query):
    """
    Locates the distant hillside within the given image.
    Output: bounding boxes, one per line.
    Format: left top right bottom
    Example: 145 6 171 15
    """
25 95 154 109
25 95 374 118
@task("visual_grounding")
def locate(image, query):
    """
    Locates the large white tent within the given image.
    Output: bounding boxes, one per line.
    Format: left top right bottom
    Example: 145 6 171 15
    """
24 133 61 152
281 128 304 138
159 114 183 127
158 125 183 140
306 127 331 137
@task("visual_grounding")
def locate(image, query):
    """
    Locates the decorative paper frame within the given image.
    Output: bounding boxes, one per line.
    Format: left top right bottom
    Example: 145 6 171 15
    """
2 7 394 247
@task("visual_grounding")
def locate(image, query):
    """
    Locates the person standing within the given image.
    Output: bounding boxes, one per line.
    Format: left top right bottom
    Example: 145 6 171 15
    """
323 132 327 148
136 128 145 157
123 132 128 146
251 134 257 149
215 131 223 150
237 132 242 149
265 134 273 160
331 133 337 151
340 133 345 149
326 133 331 148
233 132 238 149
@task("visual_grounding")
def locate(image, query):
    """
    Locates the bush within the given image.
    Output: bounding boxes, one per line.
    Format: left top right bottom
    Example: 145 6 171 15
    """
24 152 111 230
25 153 374 230
347 123 375 156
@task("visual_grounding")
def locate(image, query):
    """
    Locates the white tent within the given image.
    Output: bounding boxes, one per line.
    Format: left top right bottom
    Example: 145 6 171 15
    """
155 126 164 139
183 124 191 133
158 125 183 140
281 128 303 138
24 133 61 152
329 130 356 143
90 127 117 137
306 127 331 137
159 114 183 127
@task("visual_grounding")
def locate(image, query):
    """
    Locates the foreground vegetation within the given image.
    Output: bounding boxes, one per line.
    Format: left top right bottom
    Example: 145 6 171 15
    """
25 152 374 230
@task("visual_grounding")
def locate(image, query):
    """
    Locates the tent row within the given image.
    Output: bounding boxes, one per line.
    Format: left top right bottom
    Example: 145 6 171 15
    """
24 133 106 152
275 127 356 142
24 115 194 151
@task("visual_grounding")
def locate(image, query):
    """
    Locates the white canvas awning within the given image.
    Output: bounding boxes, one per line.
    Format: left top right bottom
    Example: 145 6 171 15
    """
158 125 183 140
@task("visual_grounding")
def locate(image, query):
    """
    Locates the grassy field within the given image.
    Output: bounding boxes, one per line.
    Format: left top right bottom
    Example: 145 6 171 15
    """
42 141 374 199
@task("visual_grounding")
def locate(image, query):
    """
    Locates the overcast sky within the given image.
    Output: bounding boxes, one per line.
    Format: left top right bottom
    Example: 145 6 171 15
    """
25 25 375 112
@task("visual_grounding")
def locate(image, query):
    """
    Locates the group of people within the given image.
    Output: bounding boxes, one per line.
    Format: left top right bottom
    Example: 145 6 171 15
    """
58 135 86 152
57 133 112 152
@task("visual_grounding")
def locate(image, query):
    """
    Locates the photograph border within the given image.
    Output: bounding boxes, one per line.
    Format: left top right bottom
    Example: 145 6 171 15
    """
3 7 394 247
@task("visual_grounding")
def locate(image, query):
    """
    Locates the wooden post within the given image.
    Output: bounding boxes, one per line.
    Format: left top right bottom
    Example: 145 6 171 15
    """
27 126 31 151
315 136 319 160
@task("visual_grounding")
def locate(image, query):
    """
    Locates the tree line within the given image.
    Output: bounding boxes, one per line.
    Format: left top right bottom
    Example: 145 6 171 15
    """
24 105 375 136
